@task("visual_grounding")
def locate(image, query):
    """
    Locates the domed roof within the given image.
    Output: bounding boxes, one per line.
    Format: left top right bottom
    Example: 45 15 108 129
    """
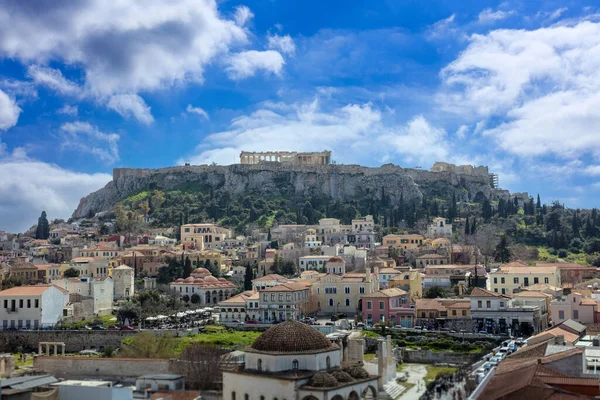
184 276 195 282
175 278 184 283
331 370 354 383
250 321 334 353
204 276 219 283
328 257 344 263
192 267 210 274
194 278 204 283
342 364 369 379
308 372 338 387
218 278 228 283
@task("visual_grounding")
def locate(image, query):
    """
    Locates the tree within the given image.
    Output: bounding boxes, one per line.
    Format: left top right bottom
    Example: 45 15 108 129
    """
191 293 201 304
536 194 542 209
424 286 446 299
183 256 193 278
471 218 477 235
494 234 512 263
182 294 190 303
464 217 470 236
114 204 129 232
63 267 80 278
35 211 50 239
468 224 498 268
116 301 141 324
174 344 230 390
244 264 254 291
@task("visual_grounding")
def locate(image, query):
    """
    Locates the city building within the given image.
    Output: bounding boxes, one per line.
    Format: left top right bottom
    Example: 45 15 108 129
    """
423 264 486 289
312 270 379 315
51 276 114 316
348 216 376 250
218 290 259 323
148 235 177 246
550 292 600 325
389 270 422 302
171 268 237 305
470 287 542 336
222 320 379 400
258 283 311 322
489 262 561 295
416 253 449 268
426 217 452 238
361 288 414 327
112 264 135 300
252 274 288 291
239 150 332 165
381 234 424 251
0 285 68 330
180 223 232 250
298 255 331 272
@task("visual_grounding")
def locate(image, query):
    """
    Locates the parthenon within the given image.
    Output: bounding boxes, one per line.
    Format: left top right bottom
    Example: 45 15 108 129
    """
240 150 331 165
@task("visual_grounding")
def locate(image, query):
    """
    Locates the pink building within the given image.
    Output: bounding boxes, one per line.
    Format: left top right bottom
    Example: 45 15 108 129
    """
550 292 600 325
361 288 415 327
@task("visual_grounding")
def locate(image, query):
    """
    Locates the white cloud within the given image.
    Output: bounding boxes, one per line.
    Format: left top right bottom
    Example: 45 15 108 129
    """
26 65 82 97
180 96 454 167
57 105 78 116
226 50 285 79
0 153 110 233
426 14 456 39
456 125 468 138
60 122 120 164
267 34 296 55
478 8 515 23
548 7 568 21
584 165 600 176
439 20 600 159
0 89 21 130
0 1 251 96
186 104 209 120
107 94 154 125
233 6 254 27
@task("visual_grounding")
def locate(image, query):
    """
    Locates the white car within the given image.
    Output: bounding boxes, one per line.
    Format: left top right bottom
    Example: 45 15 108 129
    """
489 357 500 366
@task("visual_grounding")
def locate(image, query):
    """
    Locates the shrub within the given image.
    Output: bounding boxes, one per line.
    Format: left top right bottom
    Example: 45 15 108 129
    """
558 249 568 258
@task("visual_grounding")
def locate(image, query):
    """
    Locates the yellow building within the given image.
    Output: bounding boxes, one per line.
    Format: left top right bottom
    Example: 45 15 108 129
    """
180 223 232 249
489 262 561 295
382 234 425 251
311 271 380 314
389 270 422 302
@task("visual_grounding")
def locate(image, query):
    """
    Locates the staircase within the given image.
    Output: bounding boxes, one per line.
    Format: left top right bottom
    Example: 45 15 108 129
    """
381 380 406 399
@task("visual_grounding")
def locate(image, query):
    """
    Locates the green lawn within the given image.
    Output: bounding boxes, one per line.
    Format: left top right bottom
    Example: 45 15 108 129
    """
361 330 381 339
424 365 457 383
60 314 116 329
364 353 376 362
13 353 34 369
175 326 261 352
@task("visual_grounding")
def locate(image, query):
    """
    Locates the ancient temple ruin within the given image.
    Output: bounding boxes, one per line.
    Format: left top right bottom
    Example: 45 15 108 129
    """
240 150 331 165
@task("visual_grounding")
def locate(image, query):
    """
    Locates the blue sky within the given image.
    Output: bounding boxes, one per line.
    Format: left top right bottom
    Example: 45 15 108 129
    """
1 0 600 232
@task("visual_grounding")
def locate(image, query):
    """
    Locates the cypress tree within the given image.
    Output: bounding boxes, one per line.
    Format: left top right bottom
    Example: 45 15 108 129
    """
36 211 50 240
536 194 541 209
465 217 470 236
471 218 477 234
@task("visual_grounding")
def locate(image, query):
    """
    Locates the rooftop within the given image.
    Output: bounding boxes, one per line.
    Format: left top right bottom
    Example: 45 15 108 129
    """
249 321 338 354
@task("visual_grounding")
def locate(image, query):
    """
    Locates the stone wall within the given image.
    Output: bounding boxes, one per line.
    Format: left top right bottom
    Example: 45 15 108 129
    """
0 330 177 353
34 356 174 381
399 348 477 365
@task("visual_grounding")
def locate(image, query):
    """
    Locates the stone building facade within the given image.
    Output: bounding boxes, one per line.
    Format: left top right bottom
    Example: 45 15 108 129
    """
240 150 331 165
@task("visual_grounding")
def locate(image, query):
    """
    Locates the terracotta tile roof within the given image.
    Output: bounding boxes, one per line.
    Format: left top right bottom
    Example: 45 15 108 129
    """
580 298 598 306
364 288 407 298
507 341 549 359
253 274 287 282
513 291 553 298
150 392 201 400
528 326 580 346
0 284 67 296
470 287 511 299
444 300 470 309
496 265 559 274
415 299 447 312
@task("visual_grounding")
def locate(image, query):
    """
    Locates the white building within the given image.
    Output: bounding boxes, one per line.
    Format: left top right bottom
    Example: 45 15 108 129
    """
170 268 237 305
298 255 331 272
223 321 378 400
427 217 453 238
218 290 260 323
68 257 109 278
349 215 376 250
0 285 68 330
258 283 311 322
148 235 177 246
112 265 135 300
304 228 322 248
252 274 288 291
51 277 114 316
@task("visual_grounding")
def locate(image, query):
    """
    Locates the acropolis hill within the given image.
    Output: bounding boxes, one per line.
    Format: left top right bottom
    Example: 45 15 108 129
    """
73 151 517 219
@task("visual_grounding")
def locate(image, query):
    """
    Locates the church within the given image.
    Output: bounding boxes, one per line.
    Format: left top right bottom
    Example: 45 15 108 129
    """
223 321 379 400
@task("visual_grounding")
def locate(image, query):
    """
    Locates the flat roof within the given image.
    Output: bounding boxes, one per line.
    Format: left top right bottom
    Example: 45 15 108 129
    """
138 374 184 380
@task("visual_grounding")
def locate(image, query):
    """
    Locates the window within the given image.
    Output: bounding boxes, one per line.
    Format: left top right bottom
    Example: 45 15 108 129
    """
558 310 564 320
345 299 350 306
462 310 467 316
379 301 385 310
245 395 249 400
573 296 577 303
359 286 365 294
367 301 372 310
452 310 457 316
501 288 506 294
19 299 23 308
345 287 350 294
3 300 7 308
501 277 505 284
573 310 579 319
34 299 39 308
486 301 491 308
500 301 504 308
534 277 539 284
514 277 519 284
326 356 331 369
292 359 299 370
524 277 529 287
494 288 498 293
257 359 262 371
329 298 334 307
232 392 236 400
544 277 549 284
493 277 497 284
477 300 482 308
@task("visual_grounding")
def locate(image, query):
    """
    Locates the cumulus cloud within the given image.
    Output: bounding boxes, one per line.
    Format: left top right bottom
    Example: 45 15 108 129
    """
107 94 154 125
426 14 457 39
57 105 78 116
0 89 21 130
60 122 120 164
0 1 250 96
26 65 82 97
478 8 515 23
186 104 209 120
267 34 296 55
226 50 285 79
439 20 600 159
0 154 110 233
180 96 454 167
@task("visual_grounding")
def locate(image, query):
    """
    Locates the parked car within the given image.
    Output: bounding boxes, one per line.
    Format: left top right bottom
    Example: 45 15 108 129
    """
245 320 260 325
516 337 524 346
108 325 121 331
508 342 517 352
121 325 135 331
325 322 335 326
357 323 365 329
330 316 339 322
413 325 422 330
80 325 92 330
489 357 500 366
478 330 488 335
92 325 107 331
79 349 100 356
482 362 492 371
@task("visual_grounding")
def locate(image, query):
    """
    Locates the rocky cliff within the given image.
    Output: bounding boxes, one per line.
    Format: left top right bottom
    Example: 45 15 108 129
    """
72 163 507 218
